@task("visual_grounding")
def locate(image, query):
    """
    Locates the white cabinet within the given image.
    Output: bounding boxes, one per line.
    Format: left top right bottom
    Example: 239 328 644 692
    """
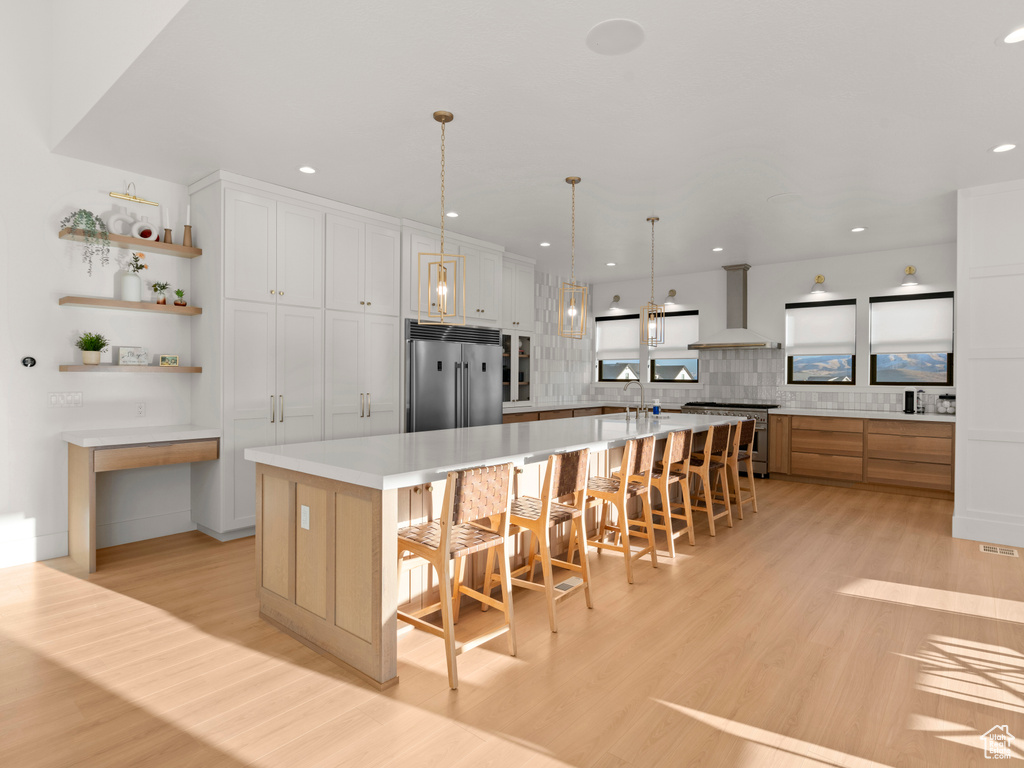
325 310 401 439
224 189 323 308
462 244 502 321
502 330 533 405
502 256 535 331
223 301 323 529
404 226 503 323
325 213 400 316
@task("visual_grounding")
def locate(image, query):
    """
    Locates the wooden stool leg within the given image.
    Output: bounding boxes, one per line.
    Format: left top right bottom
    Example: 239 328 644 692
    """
452 555 466 623
699 469 716 537
437 556 459 689
654 483 676 559
681 482 696 546
616 500 634 584
526 530 540 583
716 468 734 528
480 547 496 613
539 527 558 633
572 518 594 609
641 491 659 568
730 461 744 520
745 456 759 512
496 541 516 656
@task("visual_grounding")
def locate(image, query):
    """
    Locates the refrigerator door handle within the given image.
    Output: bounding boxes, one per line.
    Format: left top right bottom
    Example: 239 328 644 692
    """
463 361 471 426
407 343 415 428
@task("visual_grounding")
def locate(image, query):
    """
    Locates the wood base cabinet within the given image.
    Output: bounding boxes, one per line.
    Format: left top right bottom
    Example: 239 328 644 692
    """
865 420 954 491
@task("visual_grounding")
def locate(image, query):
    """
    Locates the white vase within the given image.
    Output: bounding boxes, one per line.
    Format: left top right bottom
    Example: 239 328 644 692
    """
132 216 159 241
107 205 133 236
121 271 142 302
81 350 100 365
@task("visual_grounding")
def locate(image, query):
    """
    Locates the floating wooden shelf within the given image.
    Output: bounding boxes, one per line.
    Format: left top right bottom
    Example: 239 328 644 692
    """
59 296 202 315
59 364 202 373
58 228 202 258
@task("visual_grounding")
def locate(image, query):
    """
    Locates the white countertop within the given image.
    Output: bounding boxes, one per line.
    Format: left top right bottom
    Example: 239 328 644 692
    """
245 413 732 491
774 407 956 423
62 424 222 448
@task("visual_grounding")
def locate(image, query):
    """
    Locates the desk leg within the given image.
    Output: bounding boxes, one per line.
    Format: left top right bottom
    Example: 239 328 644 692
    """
68 445 96 573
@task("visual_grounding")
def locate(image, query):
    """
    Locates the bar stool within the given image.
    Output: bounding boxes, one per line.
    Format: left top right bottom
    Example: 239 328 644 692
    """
649 429 695 557
396 462 515 690
689 423 734 536
492 448 592 633
726 419 759 519
584 436 659 584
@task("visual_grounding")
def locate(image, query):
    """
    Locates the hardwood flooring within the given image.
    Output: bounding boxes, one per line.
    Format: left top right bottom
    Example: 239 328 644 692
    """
1 479 1022 767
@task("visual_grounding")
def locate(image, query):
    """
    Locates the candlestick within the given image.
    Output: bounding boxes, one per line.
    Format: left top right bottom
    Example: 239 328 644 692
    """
163 228 173 245
182 224 193 248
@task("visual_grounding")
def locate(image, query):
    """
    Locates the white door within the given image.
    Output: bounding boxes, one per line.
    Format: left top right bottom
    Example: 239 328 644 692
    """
276 306 324 446
501 261 515 328
515 263 535 332
363 314 402 436
476 249 501 321
324 310 364 439
364 223 400 317
276 202 324 308
325 213 364 313
224 300 276 527
225 190 276 304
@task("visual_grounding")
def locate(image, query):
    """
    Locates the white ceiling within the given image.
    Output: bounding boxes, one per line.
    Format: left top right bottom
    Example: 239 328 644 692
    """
53 0 1024 283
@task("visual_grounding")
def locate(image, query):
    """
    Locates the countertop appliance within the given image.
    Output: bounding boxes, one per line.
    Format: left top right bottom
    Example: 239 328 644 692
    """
406 321 502 433
675 401 780 476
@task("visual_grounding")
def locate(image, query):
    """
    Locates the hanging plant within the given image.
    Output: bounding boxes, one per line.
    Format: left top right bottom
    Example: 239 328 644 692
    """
59 209 110 276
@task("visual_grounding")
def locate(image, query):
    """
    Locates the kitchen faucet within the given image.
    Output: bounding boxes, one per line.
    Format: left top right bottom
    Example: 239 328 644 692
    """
623 380 646 418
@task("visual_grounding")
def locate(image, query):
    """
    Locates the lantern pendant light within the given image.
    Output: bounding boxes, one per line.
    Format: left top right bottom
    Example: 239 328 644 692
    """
418 111 466 326
641 216 665 347
558 177 588 339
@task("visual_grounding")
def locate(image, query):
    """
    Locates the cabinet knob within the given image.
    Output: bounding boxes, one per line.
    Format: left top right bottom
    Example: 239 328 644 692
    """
360 301 365 305
367 302 371 306
279 291 284 296
269 290 275 295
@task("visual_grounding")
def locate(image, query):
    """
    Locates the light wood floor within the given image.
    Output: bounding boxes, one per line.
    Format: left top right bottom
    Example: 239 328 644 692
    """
2 479 1022 767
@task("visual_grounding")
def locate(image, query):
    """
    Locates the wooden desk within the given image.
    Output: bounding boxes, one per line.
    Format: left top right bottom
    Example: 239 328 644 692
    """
62 426 221 572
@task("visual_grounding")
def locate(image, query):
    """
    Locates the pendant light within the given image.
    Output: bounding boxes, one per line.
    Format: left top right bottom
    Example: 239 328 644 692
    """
417 111 465 326
558 177 588 339
641 216 665 347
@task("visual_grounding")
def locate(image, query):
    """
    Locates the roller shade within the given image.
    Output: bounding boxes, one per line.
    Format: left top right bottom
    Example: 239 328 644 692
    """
595 316 639 360
785 300 857 355
870 293 954 354
650 313 700 359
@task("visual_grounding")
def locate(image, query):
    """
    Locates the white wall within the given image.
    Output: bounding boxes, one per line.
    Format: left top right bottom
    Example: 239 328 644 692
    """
954 179 1024 547
0 4 194 567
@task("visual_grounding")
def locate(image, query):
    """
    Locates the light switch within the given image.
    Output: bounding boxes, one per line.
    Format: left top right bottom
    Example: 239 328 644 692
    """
300 505 310 530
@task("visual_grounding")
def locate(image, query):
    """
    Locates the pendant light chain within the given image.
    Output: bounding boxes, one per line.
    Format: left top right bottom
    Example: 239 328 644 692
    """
571 179 576 283
439 118 446 255
650 217 655 302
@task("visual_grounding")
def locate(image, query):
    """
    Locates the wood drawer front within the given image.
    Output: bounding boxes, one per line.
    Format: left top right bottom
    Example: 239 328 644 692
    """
867 419 954 439
603 407 626 414
790 452 864 482
573 407 603 418
791 416 863 433
866 433 952 465
539 409 574 420
94 439 219 472
503 412 539 424
866 458 952 490
791 429 863 457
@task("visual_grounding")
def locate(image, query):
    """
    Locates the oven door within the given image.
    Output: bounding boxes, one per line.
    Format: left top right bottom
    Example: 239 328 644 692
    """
749 423 769 477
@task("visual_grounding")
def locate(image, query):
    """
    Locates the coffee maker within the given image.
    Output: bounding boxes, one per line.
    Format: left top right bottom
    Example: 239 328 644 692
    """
904 389 916 414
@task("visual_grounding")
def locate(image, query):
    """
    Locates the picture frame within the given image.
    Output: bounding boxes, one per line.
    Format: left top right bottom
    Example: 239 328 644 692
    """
117 346 149 366
159 354 179 367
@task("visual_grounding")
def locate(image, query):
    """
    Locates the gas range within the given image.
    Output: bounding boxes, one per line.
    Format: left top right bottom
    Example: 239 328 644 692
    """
678 401 780 425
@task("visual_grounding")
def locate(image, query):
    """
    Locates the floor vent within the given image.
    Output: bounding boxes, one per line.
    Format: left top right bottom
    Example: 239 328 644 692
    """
980 544 1020 558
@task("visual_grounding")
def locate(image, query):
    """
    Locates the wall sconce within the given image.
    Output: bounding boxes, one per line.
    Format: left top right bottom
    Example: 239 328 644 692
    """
664 288 677 305
608 294 621 311
901 266 918 286
810 274 827 294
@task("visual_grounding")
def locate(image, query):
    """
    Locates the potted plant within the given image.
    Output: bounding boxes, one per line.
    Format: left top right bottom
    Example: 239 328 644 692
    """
151 281 170 305
76 332 110 365
59 209 110 276
173 288 187 307
121 252 148 302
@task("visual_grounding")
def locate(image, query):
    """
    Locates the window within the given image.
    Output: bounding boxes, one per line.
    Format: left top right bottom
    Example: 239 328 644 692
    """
869 292 953 386
785 299 857 384
595 315 640 382
649 311 700 382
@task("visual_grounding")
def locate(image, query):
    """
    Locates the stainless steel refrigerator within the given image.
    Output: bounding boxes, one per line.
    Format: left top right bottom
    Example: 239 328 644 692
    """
406 322 503 432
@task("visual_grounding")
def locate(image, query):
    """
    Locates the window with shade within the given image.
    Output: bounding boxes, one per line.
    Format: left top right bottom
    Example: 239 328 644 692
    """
595 315 641 381
649 311 700 382
869 292 954 385
785 299 857 384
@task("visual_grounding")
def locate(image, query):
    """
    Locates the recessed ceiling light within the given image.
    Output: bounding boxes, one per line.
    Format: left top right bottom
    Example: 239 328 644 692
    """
539 242 550 247
712 247 723 252
298 166 316 174
851 227 867 233
1005 27 1024 44
606 262 616 267
585 19 645 56
991 143 1017 153
446 211 458 218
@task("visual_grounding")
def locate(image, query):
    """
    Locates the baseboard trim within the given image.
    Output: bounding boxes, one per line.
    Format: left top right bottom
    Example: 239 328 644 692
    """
953 513 1024 548
0 531 68 570
197 524 255 542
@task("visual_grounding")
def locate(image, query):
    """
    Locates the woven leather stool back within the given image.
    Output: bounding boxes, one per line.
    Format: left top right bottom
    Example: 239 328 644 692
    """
452 463 513 525
738 419 755 449
665 429 693 466
550 449 590 501
630 435 655 478
707 423 731 455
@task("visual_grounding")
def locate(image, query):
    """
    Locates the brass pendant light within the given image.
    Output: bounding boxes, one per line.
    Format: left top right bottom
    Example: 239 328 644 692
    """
558 177 588 339
418 110 466 325
641 216 665 347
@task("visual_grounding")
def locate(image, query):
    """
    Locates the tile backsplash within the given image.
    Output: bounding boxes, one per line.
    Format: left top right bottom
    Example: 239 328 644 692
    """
528 272 593 405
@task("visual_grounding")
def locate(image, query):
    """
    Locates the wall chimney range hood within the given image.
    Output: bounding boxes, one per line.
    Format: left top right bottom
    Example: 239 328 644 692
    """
688 264 782 350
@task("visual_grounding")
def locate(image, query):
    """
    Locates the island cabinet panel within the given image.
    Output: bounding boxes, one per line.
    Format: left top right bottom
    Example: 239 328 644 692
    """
261 475 293 600
768 414 791 474
790 451 864 482
295 484 328 620
335 489 375 643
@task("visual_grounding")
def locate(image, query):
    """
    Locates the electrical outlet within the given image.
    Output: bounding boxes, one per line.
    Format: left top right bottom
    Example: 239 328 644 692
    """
136 402 145 417
57 393 68 407
49 393 59 407
300 505 310 530
70 392 83 407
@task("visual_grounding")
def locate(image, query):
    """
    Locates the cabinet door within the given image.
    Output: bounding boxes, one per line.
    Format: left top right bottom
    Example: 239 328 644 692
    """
363 315 402 436
364 223 400 316
224 300 276 527
477 249 501 321
325 213 364 312
276 202 324 308
514 263 535 331
408 231 440 314
276 306 323 446
501 262 515 329
225 190 276 303
324 310 364 440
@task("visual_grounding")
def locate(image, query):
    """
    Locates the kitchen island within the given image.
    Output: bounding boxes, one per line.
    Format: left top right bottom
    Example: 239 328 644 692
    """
244 412 729 687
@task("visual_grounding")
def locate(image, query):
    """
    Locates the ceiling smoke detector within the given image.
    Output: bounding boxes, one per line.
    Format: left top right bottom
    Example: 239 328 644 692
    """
586 19 645 56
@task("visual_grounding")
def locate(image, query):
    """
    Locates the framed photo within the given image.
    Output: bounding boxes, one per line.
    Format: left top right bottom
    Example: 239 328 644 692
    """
159 355 179 367
117 346 148 366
